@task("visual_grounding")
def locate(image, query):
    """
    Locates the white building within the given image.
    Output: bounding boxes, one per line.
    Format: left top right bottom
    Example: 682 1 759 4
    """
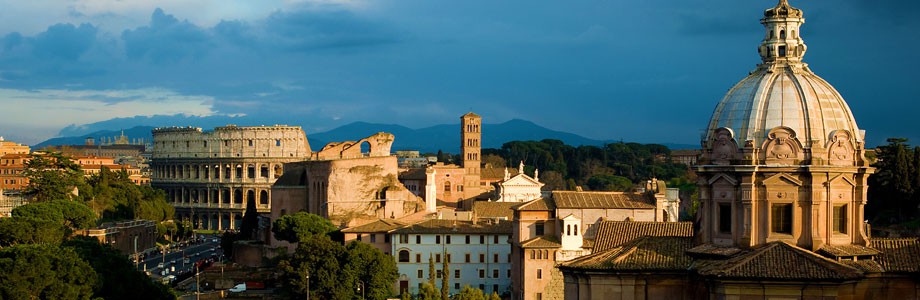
391 219 513 297
495 162 544 203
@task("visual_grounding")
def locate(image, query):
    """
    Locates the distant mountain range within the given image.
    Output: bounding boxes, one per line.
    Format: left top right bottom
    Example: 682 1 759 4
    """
35 119 697 153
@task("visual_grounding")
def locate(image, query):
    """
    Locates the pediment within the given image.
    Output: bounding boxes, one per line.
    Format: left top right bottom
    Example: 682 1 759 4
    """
763 173 803 186
503 174 544 186
825 174 856 187
708 173 738 186
561 214 580 222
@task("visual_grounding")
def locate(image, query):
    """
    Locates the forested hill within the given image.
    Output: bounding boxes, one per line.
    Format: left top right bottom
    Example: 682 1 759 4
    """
480 139 692 192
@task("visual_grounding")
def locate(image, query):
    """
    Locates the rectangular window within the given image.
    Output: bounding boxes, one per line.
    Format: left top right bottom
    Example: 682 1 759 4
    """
479 269 485 278
370 234 376 243
718 203 732 234
248 140 253 146
465 253 471 263
465 235 470 244
492 269 499 278
454 270 460 279
446 254 452 263
436 254 441 263
493 254 499 263
480 235 485 244
494 235 499 244
537 269 542 279
385 234 391 243
479 284 485 291
400 234 408 243
771 203 793 234
357 234 362 242
437 270 442 279
493 284 498 294
416 254 422 263
535 223 545 236
833 205 848 234
455 283 460 290
418 270 423 278
436 235 441 244
479 254 485 263
536 293 543 300
446 235 451 244
507 269 511 278
416 235 421 244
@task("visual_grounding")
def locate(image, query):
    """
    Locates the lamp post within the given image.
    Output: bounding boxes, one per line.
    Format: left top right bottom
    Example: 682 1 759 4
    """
305 270 310 300
356 280 364 300
195 265 200 300
133 236 139 270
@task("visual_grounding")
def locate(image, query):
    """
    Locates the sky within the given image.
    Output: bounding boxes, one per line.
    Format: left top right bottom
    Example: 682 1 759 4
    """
0 0 917 146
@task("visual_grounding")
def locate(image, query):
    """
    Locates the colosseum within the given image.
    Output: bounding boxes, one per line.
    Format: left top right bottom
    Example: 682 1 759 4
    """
150 125 310 230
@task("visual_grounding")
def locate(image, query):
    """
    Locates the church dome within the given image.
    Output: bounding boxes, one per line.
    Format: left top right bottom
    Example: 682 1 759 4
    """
704 0 862 148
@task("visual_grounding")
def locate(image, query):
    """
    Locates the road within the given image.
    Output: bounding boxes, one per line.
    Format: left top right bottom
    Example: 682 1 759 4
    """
139 239 221 278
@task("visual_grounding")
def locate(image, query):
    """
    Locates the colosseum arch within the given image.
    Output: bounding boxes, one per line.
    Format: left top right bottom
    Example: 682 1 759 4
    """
222 189 231 204
247 164 255 179
234 189 243 205
260 164 269 178
260 190 269 206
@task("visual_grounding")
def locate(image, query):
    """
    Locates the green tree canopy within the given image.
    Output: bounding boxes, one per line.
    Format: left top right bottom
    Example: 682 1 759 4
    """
272 212 338 243
64 237 175 300
0 217 67 246
0 244 96 300
22 152 88 202
452 285 485 300
279 236 399 300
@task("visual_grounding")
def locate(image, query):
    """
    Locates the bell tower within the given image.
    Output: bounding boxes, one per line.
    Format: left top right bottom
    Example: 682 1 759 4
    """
460 112 482 208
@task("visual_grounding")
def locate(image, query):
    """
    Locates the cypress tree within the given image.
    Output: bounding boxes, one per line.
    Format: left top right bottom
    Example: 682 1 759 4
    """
441 252 449 300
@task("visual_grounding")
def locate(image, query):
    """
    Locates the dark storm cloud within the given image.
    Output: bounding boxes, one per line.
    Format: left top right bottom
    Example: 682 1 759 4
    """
0 0 918 147
122 8 211 63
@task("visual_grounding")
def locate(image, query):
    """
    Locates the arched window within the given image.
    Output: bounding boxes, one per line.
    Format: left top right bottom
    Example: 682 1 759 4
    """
398 250 410 262
260 190 269 206
530 250 535 259
234 189 243 204
274 165 283 179
574 225 578 235
566 225 571 236
236 165 243 179
780 30 786 39
537 251 542 260
247 164 255 179
247 190 255 205
444 181 451 193
260 165 269 178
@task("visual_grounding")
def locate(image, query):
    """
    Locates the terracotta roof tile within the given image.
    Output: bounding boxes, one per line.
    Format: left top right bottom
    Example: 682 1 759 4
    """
872 238 920 273
841 260 885 273
341 219 407 233
561 236 693 271
592 221 694 252
512 198 555 211
816 244 880 258
686 244 743 258
472 201 516 220
695 242 864 281
481 167 518 181
391 219 512 235
551 191 655 209
520 236 561 249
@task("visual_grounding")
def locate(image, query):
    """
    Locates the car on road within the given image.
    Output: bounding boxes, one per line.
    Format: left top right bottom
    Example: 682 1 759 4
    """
229 284 246 293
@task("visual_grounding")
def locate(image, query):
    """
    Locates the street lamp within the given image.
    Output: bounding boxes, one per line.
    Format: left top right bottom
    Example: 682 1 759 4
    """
133 236 139 270
356 280 365 300
305 271 310 300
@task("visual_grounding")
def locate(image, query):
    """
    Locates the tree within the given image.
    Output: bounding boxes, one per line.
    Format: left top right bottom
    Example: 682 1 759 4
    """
868 138 918 223
0 244 96 300
279 236 352 300
441 253 449 300
64 237 175 300
0 217 66 246
428 254 436 286
22 153 87 202
418 282 441 300
586 174 633 192
452 285 484 300
272 212 338 243
488 292 500 300
482 154 507 169
238 197 260 240
86 167 173 222
539 170 566 191
343 241 399 300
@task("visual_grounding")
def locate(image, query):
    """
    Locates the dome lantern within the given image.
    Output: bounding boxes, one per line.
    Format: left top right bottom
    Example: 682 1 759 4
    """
759 0 807 64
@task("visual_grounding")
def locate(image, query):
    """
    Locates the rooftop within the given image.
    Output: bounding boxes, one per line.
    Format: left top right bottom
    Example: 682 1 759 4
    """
391 219 512 235
592 221 694 252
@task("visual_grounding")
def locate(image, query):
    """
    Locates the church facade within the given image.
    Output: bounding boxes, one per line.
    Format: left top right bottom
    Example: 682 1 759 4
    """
559 1 920 299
